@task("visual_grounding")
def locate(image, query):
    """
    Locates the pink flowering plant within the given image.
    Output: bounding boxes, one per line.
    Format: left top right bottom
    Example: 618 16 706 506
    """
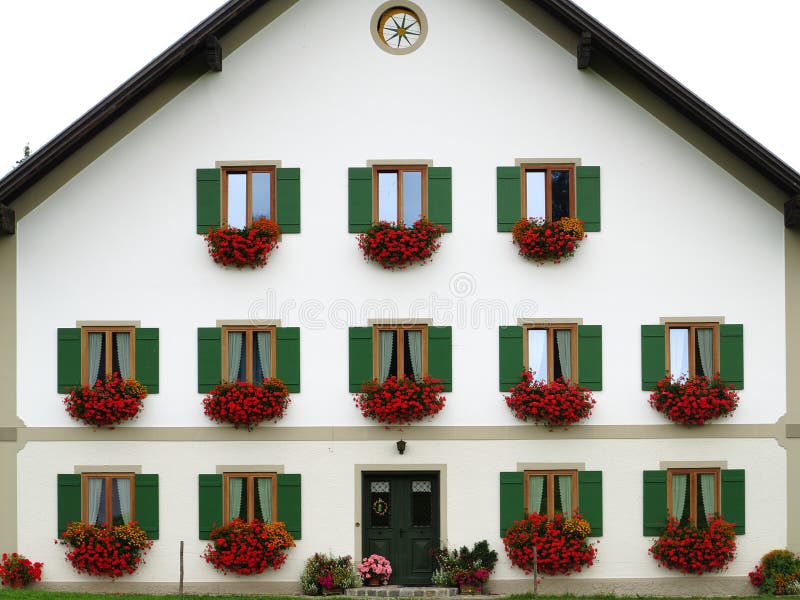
357 554 392 584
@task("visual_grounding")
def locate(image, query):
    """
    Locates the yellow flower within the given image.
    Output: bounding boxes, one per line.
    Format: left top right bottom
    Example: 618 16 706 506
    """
557 217 584 238
563 517 591 538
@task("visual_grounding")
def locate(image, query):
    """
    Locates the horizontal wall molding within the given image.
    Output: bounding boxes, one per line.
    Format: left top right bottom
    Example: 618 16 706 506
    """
214 159 282 167
0 428 16 442
514 157 582 166
517 462 586 470
216 464 285 474
15 423 782 443
787 424 800 438
74 465 142 474
366 159 434 166
659 316 726 324
659 460 728 469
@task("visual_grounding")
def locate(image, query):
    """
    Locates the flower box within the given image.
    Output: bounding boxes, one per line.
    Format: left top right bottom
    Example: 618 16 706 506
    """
357 219 445 269
354 376 446 424
511 217 584 264
63 374 147 427
649 516 736 574
649 375 739 425
204 218 280 268
203 519 295 575
202 378 291 430
504 371 595 428
59 521 152 578
503 513 596 576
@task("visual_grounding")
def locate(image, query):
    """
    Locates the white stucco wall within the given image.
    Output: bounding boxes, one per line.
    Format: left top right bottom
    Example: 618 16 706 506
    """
16 0 785 428
18 438 784 582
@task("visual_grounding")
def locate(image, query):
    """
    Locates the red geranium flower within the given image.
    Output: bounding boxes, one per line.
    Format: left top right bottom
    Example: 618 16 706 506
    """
357 219 446 270
649 375 739 426
505 370 595 428
63 374 147 427
204 218 280 269
511 217 585 264
203 378 291 430
649 516 736 574
354 376 446 424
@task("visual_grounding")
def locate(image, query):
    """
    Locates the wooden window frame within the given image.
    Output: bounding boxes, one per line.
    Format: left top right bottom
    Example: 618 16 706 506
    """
372 324 428 380
666 468 721 525
81 472 135 527
372 165 428 224
221 165 277 227
523 470 579 518
522 324 579 382
665 322 720 378
221 326 277 384
222 472 278 524
81 326 136 385
521 164 576 222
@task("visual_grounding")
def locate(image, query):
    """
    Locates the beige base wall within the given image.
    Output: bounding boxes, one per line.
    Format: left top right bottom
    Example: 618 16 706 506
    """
0 443 16 551
34 577 754 597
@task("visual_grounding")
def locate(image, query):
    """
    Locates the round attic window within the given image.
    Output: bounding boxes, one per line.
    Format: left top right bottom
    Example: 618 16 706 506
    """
371 2 428 54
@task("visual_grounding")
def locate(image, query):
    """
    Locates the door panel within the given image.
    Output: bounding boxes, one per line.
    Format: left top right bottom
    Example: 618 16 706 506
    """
363 472 439 585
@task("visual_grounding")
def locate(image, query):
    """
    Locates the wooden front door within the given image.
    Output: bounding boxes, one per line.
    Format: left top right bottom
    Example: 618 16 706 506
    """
362 472 440 585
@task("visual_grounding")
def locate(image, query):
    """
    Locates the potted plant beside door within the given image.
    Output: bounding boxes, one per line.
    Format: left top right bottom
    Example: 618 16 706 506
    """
358 554 392 586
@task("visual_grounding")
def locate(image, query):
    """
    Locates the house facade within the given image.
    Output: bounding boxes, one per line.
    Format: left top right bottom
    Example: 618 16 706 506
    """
1 0 799 594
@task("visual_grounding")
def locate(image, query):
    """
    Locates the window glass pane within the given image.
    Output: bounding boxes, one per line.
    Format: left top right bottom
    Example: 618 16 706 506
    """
404 330 423 380
370 481 391 527
528 475 546 514
378 330 398 382
697 473 715 529
227 332 247 382
112 332 131 379
551 170 571 220
253 331 271 381
528 329 548 382
251 171 271 221
526 171 546 220
227 172 247 229
402 171 423 227
670 328 690 378
254 477 272 523
111 477 130 526
88 478 106 526
553 330 572 381
228 477 248 521
87 332 105 384
378 172 398 222
411 480 432 526
556 474 573 515
695 328 714 378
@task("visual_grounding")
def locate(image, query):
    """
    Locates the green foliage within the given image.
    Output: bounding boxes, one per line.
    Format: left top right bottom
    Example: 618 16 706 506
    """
431 539 499 585
299 553 361 595
758 549 800 595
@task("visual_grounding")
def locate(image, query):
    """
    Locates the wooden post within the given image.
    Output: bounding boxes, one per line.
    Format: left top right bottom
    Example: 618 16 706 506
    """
179 540 184 595
533 545 538 597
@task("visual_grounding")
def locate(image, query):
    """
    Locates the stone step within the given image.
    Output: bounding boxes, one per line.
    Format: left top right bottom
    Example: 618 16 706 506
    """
345 586 459 598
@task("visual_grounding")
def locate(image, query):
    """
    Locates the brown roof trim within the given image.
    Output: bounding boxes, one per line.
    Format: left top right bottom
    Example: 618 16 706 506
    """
532 0 800 196
0 0 267 206
2 0 798 206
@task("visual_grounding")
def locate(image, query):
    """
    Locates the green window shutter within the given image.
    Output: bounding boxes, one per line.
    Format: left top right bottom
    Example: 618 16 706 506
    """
277 473 302 540
578 471 603 536
428 326 452 392
576 166 601 232
348 167 373 233
499 326 523 392
721 469 745 534
499 471 524 537
349 327 374 393
643 470 667 535
276 168 301 234
198 474 223 540
497 167 521 232
276 327 301 393
134 474 159 539
577 325 602 391
427 167 452 232
641 325 666 391
198 328 222 393
57 328 82 393
57 473 82 537
719 324 744 389
197 168 221 234
135 328 159 393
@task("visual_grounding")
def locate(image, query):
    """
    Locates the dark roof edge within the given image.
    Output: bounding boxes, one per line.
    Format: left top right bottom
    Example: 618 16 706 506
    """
0 0 267 206
535 0 800 196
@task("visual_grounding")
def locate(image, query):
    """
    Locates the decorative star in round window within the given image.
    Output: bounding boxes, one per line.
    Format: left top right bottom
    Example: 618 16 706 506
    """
380 8 421 49
371 2 428 54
